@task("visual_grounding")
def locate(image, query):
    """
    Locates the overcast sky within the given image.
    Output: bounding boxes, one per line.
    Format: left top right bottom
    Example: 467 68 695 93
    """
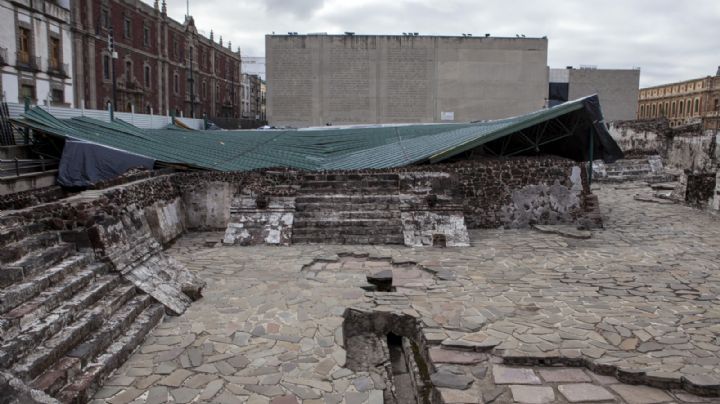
156 0 720 87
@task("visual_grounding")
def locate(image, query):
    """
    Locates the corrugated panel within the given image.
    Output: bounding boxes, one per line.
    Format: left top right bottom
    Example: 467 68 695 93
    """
5 103 203 129
13 95 622 172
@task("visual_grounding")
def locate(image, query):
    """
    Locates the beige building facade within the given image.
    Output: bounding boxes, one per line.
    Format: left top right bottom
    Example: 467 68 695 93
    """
549 67 640 122
266 34 548 127
637 67 720 128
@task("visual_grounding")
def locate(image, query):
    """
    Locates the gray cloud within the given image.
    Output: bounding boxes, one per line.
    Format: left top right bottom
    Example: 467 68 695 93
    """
159 0 720 87
265 0 325 18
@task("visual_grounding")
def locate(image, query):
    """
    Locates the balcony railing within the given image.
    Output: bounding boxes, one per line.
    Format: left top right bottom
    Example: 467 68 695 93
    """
48 61 69 77
0 47 7 65
16 52 40 71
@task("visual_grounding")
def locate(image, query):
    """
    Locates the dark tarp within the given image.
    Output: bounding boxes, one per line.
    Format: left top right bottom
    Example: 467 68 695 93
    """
57 140 155 187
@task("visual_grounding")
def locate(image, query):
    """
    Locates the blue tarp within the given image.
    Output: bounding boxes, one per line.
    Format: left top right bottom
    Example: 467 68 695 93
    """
57 141 155 187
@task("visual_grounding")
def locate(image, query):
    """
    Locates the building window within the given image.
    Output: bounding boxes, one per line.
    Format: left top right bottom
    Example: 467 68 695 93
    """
202 81 207 99
49 37 61 70
679 100 684 115
714 98 719 112
686 100 691 116
123 17 132 39
694 98 700 114
101 8 109 28
639 105 644 117
51 88 64 105
174 73 179 94
651 104 656 117
670 101 675 117
144 65 151 87
143 26 150 47
125 60 133 84
173 39 178 59
18 27 31 65
103 54 111 80
20 84 34 101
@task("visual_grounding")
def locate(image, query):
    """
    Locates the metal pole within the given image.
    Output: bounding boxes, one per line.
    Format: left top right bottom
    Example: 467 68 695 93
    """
189 47 195 119
588 127 594 186
109 29 117 120
23 97 30 144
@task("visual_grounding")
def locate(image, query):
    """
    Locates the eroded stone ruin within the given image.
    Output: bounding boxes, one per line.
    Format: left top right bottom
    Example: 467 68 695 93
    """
0 156 598 402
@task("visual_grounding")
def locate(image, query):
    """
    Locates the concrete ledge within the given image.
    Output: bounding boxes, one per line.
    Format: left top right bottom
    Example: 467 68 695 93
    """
0 170 57 195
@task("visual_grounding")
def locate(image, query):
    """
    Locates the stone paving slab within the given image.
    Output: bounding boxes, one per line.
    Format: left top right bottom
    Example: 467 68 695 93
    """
95 182 720 403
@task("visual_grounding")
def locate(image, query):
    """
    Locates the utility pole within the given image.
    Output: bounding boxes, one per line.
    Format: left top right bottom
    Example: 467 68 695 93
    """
189 46 195 118
108 29 118 120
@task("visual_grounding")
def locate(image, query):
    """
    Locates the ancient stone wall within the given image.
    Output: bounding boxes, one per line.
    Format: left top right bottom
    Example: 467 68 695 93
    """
685 173 717 208
666 131 718 173
609 119 718 173
393 158 588 229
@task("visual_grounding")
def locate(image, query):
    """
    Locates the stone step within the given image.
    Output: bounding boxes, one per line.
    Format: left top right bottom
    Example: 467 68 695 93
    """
295 194 401 204
55 303 164 403
298 210 402 220
0 232 61 265
292 234 405 245
0 243 75 287
301 173 399 182
0 254 95 315
11 284 137 381
292 225 403 236
0 221 50 246
295 203 401 212
30 294 154 396
0 275 123 367
0 261 109 340
293 218 403 228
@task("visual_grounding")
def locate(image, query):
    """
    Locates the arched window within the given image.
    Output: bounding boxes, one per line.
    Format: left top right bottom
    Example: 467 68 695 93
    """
686 100 691 116
640 105 645 118
173 73 179 94
671 101 676 116
714 98 719 111
694 98 700 114
652 104 656 117
679 100 684 115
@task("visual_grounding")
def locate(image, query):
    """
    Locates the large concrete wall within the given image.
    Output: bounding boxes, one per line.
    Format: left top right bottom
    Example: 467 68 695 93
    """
266 35 548 127
566 68 640 122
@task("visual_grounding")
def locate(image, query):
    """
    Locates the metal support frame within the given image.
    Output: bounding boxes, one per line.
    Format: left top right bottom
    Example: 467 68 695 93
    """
486 112 584 158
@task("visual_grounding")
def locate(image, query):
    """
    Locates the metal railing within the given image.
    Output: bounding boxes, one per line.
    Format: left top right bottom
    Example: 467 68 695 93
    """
0 157 59 178
48 61 69 77
16 52 40 70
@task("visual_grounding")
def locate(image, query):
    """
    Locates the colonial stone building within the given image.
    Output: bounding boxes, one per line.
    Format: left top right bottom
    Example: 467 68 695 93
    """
240 73 261 121
637 67 720 129
0 0 74 107
70 0 242 119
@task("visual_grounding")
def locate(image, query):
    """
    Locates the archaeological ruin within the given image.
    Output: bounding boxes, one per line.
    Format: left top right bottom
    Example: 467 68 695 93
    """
1 94 720 403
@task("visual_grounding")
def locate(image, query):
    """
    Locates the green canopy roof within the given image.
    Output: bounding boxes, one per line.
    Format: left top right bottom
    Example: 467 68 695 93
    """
13 95 622 172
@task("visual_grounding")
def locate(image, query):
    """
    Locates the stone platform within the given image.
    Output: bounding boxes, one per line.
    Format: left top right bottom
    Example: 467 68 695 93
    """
95 182 720 403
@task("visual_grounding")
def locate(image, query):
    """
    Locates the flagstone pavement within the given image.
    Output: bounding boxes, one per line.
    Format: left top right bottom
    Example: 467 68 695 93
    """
94 182 720 403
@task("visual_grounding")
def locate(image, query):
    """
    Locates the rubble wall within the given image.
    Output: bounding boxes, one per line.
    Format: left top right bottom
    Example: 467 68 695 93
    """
392 158 588 229
609 119 718 173
608 120 669 157
666 132 718 173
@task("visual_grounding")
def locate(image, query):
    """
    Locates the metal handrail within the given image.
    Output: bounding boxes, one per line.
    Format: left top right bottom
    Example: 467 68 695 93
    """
0 158 60 177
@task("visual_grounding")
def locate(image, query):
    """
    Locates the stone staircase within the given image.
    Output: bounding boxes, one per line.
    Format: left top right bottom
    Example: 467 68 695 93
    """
594 156 675 183
0 217 164 403
292 173 406 244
